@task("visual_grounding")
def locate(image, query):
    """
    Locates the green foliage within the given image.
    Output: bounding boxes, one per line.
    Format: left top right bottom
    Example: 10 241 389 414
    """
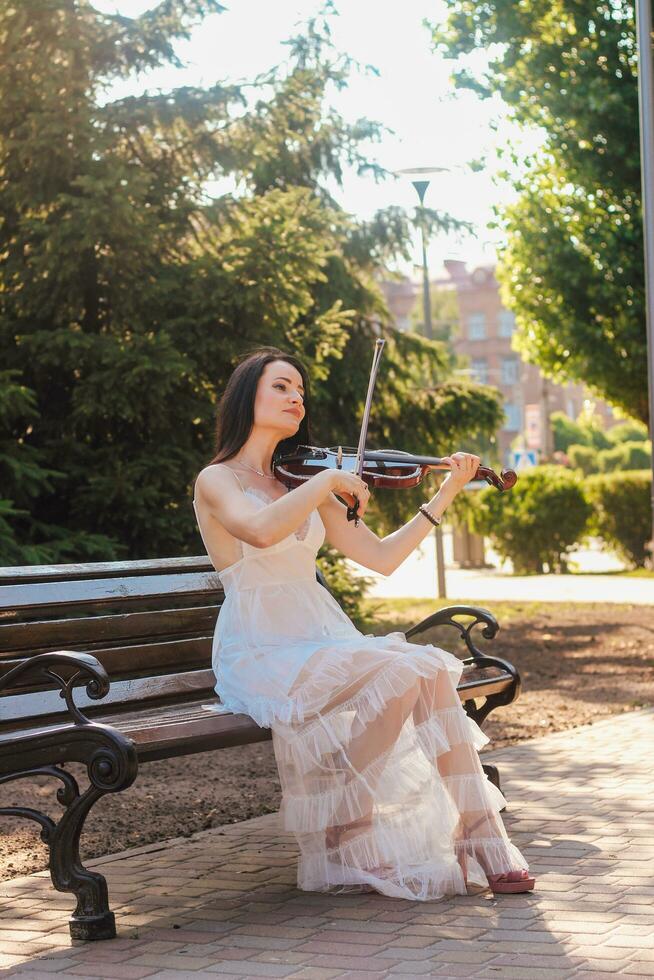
433 1 648 422
470 465 591 574
551 412 592 454
586 471 653 567
598 440 652 473
607 420 650 445
317 544 375 629
576 404 611 450
1 1 503 590
568 444 599 476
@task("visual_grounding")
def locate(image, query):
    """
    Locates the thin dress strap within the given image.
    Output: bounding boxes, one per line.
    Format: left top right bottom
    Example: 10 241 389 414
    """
223 465 245 492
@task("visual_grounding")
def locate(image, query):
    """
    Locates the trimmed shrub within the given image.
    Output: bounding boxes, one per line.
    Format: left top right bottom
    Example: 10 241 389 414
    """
568 444 599 475
598 440 652 473
551 412 591 453
585 470 652 568
606 420 649 444
470 465 591 574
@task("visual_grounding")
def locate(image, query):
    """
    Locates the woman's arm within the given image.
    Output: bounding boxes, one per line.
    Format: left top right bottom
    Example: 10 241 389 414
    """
195 464 370 549
317 453 480 576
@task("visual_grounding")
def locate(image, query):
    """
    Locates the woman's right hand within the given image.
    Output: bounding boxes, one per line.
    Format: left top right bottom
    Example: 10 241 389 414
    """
319 468 371 518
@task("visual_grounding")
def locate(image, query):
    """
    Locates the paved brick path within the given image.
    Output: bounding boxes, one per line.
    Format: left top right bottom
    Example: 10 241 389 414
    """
1 709 653 979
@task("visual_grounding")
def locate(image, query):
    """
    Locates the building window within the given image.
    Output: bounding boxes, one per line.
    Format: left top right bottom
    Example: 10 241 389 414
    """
501 357 519 385
467 313 486 340
503 403 521 431
498 310 515 337
471 359 488 384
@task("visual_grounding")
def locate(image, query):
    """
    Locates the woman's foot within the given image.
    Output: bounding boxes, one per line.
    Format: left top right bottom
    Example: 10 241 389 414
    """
325 813 374 852
454 819 535 895
325 815 394 889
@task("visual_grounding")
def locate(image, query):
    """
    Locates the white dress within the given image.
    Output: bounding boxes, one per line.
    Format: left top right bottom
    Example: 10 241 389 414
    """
193 477 528 900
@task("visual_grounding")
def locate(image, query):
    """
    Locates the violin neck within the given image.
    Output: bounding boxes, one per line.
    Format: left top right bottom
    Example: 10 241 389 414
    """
363 450 449 469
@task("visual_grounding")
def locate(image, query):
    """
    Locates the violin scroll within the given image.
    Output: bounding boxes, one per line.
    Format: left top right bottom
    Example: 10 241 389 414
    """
476 466 517 492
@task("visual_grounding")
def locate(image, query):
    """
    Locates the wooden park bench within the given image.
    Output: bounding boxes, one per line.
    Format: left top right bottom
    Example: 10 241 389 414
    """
0 557 521 941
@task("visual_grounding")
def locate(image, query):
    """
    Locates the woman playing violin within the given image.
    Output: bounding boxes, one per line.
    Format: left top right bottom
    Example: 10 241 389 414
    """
193 346 534 900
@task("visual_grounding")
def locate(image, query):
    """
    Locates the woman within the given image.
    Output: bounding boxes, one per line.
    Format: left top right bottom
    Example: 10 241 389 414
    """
193 346 534 900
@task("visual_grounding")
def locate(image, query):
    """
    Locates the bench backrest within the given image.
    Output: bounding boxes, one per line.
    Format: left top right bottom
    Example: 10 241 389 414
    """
0 556 329 725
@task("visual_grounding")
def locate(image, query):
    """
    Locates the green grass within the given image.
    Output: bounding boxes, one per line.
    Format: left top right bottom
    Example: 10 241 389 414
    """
573 567 654 578
359 595 647 631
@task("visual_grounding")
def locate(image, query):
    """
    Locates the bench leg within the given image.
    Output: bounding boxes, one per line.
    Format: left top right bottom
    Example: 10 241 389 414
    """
482 763 500 793
50 783 116 940
1 728 137 940
0 765 117 940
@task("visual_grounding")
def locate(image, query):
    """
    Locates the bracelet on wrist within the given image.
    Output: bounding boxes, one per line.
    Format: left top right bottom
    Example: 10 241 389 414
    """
418 503 441 527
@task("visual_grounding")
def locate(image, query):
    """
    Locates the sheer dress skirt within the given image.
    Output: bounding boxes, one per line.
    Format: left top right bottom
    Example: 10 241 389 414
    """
265 632 527 900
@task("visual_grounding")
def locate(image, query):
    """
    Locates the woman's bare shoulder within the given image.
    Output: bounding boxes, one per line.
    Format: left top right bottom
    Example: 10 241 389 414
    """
194 463 240 502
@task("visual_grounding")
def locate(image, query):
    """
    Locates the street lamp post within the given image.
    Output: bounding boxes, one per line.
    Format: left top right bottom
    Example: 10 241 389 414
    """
635 0 654 558
414 179 434 342
396 166 449 598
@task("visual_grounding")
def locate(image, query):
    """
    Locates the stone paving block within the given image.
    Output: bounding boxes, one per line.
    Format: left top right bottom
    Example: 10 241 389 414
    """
366 946 435 962
126 953 222 971
576 973 654 980
320 972 387 980
214 936 302 953
468 966 577 979
6 961 82 976
283 969 343 979
384 965 438 978
66 965 158 978
306 930 389 947
250 951 312 966
385 935 439 950
204 963 301 977
144 973 245 980
294 941 383 957
571 956 635 973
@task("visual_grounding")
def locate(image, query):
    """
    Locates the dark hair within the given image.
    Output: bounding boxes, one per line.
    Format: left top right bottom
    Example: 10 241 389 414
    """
209 347 313 466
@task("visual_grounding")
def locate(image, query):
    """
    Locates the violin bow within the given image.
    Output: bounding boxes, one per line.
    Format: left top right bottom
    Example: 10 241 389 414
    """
347 337 386 525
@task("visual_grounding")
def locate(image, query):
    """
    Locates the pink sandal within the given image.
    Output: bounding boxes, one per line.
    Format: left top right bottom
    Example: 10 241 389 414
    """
487 870 535 893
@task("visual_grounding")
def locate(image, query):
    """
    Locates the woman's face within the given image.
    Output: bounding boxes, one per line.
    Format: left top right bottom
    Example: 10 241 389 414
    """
255 359 306 432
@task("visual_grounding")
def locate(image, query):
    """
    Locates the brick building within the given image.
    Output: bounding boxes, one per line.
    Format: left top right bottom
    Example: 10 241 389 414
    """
381 262 616 466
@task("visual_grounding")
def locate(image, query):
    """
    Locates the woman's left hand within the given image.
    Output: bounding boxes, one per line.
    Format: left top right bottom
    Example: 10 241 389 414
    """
440 452 481 493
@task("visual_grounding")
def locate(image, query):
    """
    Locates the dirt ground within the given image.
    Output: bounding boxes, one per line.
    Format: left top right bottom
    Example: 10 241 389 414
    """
2 599 653 882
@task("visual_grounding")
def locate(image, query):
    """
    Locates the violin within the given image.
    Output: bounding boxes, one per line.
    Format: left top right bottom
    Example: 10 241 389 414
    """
273 338 517 525
273 445 517 505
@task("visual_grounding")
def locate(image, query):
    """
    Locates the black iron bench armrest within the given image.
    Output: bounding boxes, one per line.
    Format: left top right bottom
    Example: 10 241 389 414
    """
0 651 110 727
405 604 500 662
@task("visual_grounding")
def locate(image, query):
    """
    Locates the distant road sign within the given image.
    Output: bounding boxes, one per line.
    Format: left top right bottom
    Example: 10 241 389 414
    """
510 450 538 470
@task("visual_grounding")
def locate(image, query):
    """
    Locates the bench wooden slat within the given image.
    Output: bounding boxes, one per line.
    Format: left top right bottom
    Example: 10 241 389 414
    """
0 637 216 693
0 556 214 585
0 605 220 655
0 668 217 726
0 571 224 618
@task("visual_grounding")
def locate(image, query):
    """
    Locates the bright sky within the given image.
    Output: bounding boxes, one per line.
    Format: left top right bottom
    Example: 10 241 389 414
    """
93 0 543 278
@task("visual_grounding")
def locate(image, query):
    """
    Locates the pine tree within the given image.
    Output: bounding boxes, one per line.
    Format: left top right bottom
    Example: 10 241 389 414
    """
0 1 503 564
